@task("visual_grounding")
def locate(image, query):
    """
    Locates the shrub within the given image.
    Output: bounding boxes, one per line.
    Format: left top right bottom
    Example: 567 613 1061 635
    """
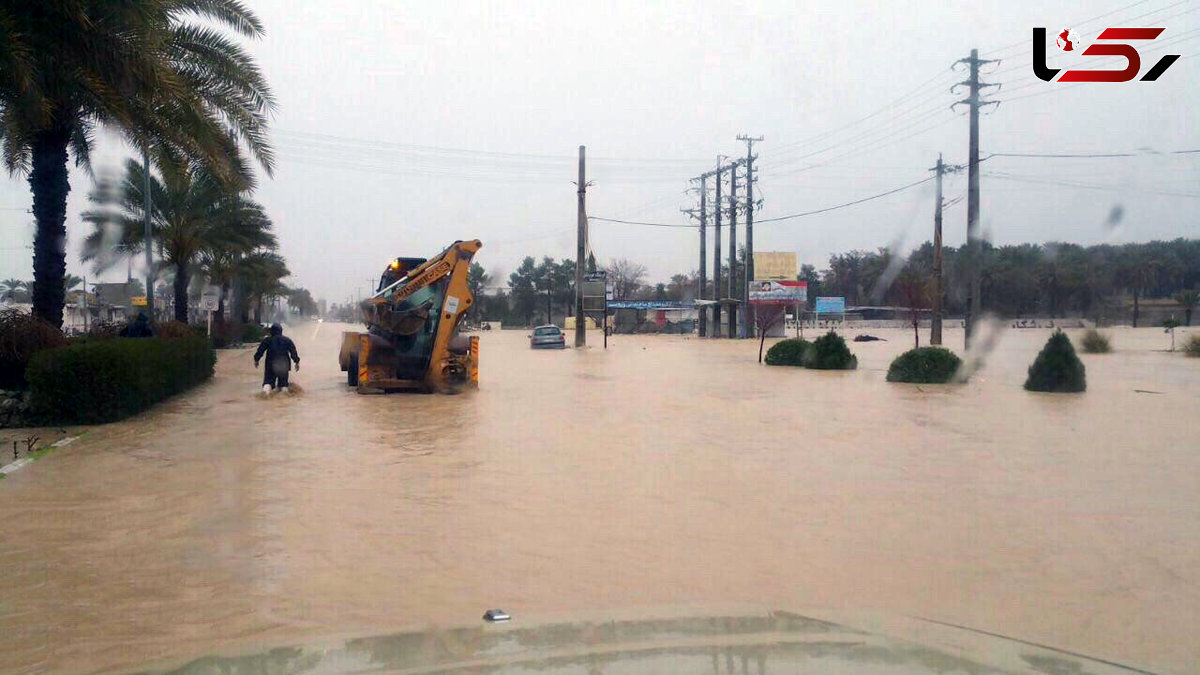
242 322 268 343
0 308 67 389
887 347 962 383
805 331 857 370
27 335 215 424
1079 328 1111 354
1185 334 1200 357
1024 330 1086 393
156 320 198 340
765 338 810 366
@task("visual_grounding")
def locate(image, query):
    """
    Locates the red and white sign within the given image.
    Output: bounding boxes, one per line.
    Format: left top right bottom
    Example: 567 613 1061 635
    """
749 280 807 305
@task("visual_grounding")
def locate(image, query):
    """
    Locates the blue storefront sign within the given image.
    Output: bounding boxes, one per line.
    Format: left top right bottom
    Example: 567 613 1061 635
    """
815 296 845 314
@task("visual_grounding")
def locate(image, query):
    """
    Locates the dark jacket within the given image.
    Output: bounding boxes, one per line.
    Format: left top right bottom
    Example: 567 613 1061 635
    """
255 334 300 373
120 314 155 338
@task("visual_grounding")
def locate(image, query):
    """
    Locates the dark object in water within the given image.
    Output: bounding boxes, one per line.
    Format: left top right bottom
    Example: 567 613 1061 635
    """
853 334 885 342
483 609 511 622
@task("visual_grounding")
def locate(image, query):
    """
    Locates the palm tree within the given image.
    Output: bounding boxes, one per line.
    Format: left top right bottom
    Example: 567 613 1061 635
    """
63 274 84 292
239 251 289 324
1177 289 1199 326
0 0 275 327
0 279 27 303
198 195 277 323
82 158 229 322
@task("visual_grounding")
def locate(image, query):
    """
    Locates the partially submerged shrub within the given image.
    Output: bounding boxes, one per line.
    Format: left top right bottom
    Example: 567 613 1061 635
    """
1079 328 1111 354
242 322 268 343
27 335 215 424
1184 334 1200 357
765 338 810 366
156 320 197 339
0 308 67 389
1025 330 1086 393
887 347 962 383
805 331 857 370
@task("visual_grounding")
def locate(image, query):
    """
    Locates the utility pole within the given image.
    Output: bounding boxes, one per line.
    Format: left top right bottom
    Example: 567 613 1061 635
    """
728 161 739 338
737 135 762 338
574 145 587 348
931 154 946 346
142 145 154 319
953 49 998 348
687 174 709 337
713 159 724 338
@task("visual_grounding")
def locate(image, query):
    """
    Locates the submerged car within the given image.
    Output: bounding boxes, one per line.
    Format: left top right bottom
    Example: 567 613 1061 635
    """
529 325 566 349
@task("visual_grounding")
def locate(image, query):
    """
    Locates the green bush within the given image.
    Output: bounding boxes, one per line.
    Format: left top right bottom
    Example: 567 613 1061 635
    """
27 335 215 424
1079 328 1111 354
242 322 268 343
805 331 857 370
765 338 810 366
0 308 67 389
886 347 962 383
1185 334 1200 357
1024 330 1086 393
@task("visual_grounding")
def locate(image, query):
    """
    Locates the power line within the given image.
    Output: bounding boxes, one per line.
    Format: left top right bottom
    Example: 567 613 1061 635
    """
755 176 934 223
985 171 1200 198
590 175 935 228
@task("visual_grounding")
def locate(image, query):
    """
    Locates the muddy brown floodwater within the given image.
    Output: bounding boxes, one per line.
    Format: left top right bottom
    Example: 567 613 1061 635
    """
1 323 1198 673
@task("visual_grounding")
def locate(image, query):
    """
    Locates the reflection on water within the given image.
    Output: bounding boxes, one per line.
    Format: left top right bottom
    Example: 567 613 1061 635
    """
0 324 1197 672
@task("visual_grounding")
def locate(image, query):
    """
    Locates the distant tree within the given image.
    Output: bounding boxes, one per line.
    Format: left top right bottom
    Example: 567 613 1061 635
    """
897 267 928 349
798 264 820 309
508 257 538 326
1176 289 1198 326
607 258 647 300
467 262 490 322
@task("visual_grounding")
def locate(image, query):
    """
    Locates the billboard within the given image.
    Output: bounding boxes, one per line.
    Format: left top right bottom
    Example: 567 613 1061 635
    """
753 252 797 281
815 296 846 314
749 280 807 305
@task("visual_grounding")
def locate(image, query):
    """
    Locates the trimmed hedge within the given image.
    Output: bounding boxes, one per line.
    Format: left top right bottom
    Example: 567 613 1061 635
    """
887 347 962 383
765 338 810 366
0 309 67 389
1079 328 1111 354
805 331 857 370
27 335 215 424
1025 330 1086 393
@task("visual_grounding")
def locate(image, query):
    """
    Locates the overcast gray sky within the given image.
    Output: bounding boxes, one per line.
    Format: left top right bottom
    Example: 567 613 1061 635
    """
1 0 1197 304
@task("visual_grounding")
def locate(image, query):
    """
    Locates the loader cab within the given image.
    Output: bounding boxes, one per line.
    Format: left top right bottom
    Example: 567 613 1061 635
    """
377 257 428 294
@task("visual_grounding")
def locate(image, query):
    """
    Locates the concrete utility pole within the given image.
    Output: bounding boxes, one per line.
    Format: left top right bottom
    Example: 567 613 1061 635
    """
142 145 154 318
728 161 739 338
954 49 998 348
697 174 708 337
713 159 724 338
931 154 946 346
737 134 762 338
574 145 587 348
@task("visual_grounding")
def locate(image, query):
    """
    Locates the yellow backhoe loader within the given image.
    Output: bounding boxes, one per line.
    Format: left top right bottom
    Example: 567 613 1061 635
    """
339 240 481 394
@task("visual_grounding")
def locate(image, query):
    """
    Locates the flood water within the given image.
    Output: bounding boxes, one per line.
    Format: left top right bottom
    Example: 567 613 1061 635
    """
1 323 1197 673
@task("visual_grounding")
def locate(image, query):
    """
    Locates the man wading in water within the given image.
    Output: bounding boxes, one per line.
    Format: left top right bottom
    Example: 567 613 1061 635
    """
255 323 300 394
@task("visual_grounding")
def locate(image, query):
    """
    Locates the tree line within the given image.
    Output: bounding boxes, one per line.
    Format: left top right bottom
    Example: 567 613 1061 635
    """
468 238 1200 327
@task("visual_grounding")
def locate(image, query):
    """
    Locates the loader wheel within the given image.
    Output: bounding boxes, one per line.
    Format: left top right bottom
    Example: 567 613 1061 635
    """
346 354 358 386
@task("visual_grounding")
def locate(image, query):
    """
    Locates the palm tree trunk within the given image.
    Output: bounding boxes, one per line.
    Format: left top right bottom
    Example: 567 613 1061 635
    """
174 264 190 323
253 295 263 324
1132 290 1140 328
1187 308 1193 326
216 282 230 324
28 126 72 328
